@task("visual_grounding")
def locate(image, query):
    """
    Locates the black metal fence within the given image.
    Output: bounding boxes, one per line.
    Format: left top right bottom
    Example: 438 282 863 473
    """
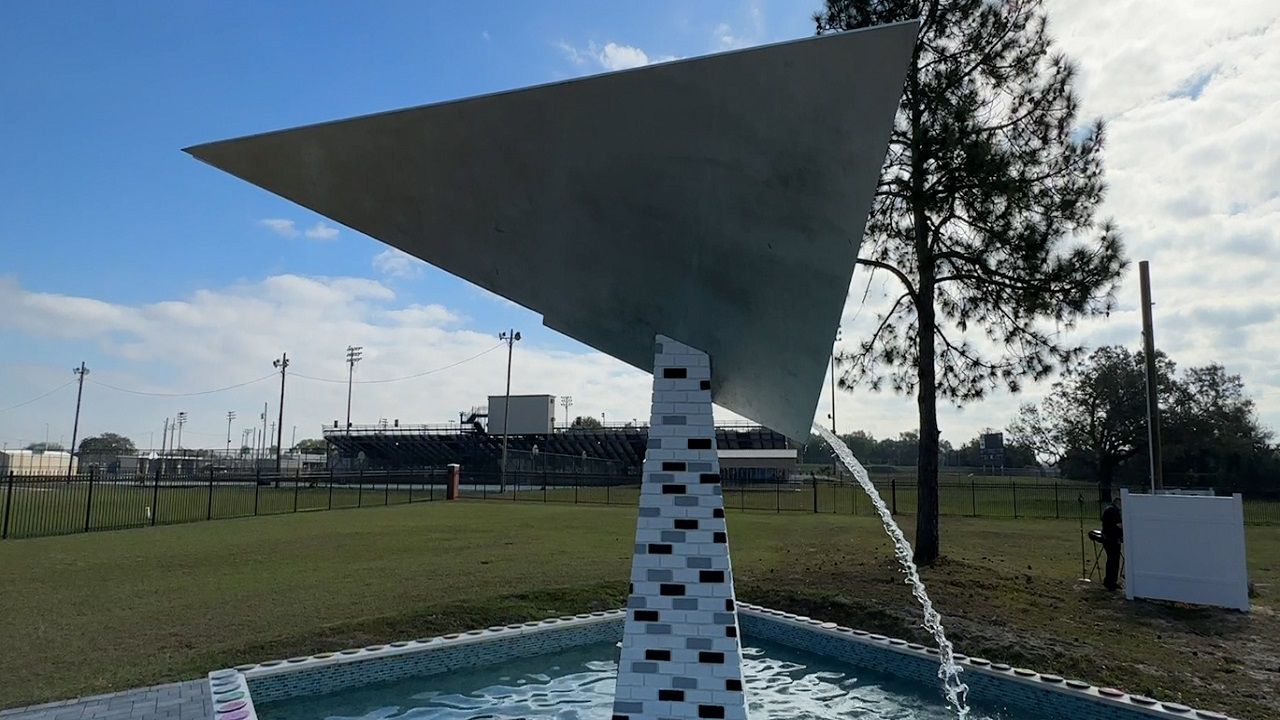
5 468 1277 541
0 467 449 540
455 471 1280 526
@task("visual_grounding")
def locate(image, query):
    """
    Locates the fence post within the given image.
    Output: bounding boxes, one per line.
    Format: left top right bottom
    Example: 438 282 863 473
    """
606 481 611 505
775 479 780 513
84 467 96 532
2 472 13 539
429 470 435 502
329 467 334 509
207 467 215 521
891 478 897 516
384 473 390 506
151 467 161 526
358 467 364 506
294 476 301 512
812 475 818 513
1 468 12 535
254 467 261 516
1054 482 1060 519
971 477 977 517
1011 479 1018 518
574 475 579 504
409 474 415 503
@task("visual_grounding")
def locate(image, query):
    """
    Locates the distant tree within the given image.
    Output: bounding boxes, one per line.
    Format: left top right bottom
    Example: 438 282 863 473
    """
1163 364 1276 490
295 438 329 454
571 416 603 429
25 442 65 452
1009 346 1173 500
78 433 136 457
816 0 1127 564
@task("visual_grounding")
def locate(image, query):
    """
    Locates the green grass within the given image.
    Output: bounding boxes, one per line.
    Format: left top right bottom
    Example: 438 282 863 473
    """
0 501 1276 717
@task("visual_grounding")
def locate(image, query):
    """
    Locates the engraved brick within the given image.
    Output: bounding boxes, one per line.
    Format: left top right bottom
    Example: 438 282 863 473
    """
663 367 688 379
662 461 687 471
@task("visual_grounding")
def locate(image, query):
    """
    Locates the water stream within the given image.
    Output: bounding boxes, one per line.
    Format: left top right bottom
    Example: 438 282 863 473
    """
814 424 970 718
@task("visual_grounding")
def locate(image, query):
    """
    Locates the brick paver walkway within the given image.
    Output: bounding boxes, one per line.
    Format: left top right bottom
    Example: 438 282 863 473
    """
0 681 208 720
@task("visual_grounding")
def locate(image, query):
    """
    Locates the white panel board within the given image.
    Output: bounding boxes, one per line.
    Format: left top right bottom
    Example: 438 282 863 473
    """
1121 490 1249 611
488 395 555 436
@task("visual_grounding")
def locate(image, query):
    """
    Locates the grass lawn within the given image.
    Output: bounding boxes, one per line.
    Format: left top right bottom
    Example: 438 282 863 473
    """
0 501 1275 718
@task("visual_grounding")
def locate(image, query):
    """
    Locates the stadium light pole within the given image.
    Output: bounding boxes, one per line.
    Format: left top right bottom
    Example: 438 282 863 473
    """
273 353 289 474
67 362 89 481
560 395 573 429
175 412 187 451
225 411 236 458
498 329 521 492
345 346 363 430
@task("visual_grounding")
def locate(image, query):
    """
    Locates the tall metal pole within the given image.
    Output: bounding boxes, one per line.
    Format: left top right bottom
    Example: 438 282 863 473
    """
161 417 169 474
226 411 236 458
345 346 362 429
829 328 841 434
67 362 89 480
1139 261 1164 492
274 353 289 474
260 403 268 462
498 329 520 492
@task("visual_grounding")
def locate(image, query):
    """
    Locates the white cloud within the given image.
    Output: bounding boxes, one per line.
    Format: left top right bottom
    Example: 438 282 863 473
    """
260 218 339 241
258 218 298 238
595 42 650 70
303 222 339 241
554 40 586 66
372 248 424 279
832 1 1280 441
0 275 657 449
482 30 491 42
556 40 674 72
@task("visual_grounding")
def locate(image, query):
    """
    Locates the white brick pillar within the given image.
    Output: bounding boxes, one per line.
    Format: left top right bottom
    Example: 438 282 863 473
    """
612 335 747 720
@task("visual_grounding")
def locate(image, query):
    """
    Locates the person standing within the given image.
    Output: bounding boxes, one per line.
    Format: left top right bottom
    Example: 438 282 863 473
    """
1101 495 1124 591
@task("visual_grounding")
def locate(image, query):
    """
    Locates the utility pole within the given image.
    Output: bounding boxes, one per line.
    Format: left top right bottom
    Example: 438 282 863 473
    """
560 395 573 429
161 417 169 474
67 362 89 480
498 329 521 492
345 346 362 429
226 411 236 458
273 353 289 473
829 328 842 434
1139 260 1164 492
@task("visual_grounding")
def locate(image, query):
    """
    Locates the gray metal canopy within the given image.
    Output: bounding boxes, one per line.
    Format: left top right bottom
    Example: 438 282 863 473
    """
186 21 917 440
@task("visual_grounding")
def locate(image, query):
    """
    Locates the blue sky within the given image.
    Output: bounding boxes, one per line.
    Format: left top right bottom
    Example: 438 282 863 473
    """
2 1 1278 450
1 1 803 310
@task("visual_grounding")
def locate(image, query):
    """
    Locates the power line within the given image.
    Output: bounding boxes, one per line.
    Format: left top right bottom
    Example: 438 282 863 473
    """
0 379 77 414
292 344 503 385
89 373 277 397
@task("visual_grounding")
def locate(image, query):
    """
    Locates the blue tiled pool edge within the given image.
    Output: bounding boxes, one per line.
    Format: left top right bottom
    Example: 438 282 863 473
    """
206 605 1233 720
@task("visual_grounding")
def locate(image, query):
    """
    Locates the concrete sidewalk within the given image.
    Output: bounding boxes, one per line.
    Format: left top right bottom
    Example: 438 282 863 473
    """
0 681 208 720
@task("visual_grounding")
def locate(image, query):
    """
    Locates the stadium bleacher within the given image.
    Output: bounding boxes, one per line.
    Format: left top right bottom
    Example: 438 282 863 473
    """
323 423 792 474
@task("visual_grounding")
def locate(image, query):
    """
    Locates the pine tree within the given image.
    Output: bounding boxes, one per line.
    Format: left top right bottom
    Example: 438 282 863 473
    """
816 0 1127 563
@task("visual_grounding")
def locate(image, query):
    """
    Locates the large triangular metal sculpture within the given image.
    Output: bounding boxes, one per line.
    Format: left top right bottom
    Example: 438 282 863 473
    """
189 21 916 720
186 21 916 441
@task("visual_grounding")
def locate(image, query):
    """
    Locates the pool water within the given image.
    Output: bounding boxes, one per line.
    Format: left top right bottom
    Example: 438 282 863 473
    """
258 641 1029 720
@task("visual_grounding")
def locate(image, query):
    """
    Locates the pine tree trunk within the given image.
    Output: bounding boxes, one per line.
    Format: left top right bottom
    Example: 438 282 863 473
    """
915 277 941 565
908 53 940 566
